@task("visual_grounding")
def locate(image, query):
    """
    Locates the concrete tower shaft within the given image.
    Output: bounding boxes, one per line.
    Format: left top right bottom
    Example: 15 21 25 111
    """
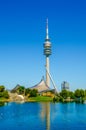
44 19 52 87
46 56 50 87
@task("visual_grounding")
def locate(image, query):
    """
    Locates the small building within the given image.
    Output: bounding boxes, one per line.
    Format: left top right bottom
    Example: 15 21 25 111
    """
61 81 69 91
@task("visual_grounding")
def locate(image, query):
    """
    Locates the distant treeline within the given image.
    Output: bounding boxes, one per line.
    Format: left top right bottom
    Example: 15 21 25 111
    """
53 89 86 103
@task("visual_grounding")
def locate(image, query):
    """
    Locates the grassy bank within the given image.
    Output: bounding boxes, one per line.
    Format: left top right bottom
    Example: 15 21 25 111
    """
28 96 53 102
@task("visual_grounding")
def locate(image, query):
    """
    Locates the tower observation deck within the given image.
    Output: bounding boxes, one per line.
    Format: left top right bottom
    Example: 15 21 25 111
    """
44 19 52 87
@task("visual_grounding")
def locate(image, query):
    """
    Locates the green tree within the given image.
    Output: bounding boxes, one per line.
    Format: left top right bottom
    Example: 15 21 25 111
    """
18 86 25 94
0 90 9 99
25 88 31 95
74 89 81 98
69 91 75 99
30 89 38 97
74 89 85 98
59 96 64 102
3 90 9 99
85 90 86 97
60 90 69 99
80 89 85 98
0 92 3 97
0 86 5 92
53 96 59 102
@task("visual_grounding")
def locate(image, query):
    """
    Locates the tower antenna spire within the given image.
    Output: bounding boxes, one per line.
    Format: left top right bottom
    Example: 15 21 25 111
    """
46 18 49 40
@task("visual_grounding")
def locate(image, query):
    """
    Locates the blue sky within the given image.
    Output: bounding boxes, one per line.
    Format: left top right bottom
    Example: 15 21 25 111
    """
0 0 86 91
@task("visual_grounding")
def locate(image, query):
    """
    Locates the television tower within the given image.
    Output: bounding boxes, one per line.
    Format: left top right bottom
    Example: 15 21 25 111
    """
44 19 51 87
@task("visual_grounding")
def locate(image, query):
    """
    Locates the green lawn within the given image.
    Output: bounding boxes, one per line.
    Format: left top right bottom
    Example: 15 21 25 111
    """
28 96 53 102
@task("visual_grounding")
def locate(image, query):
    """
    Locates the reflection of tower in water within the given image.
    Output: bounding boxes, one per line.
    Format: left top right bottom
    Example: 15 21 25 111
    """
46 103 50 130
40 102 50 130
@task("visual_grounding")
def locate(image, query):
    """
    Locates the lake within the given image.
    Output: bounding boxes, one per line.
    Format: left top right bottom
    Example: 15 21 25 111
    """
0 102 86 130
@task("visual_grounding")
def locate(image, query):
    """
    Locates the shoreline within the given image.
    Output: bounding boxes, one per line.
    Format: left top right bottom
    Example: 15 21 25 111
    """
0 98 85 104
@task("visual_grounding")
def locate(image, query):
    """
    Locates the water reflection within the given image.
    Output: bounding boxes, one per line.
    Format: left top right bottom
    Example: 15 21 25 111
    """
0 102 86 130
40 102 50 130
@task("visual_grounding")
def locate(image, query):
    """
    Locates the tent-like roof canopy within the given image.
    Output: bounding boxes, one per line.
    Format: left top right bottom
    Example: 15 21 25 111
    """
31 78 50 93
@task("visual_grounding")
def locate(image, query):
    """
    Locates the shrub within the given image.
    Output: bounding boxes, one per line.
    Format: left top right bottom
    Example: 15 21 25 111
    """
29 89 38 97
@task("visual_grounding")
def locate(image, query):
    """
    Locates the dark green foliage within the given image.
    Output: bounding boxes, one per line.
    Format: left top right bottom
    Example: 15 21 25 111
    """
25 88 38 97
29 89 38 97
74 89 86 103
3 91 9 98
59 96 64 102
74 89 81 98
0 90 9 99
85 90 86 97
0 92 3 97
53 95 64 102
69 91 75 99
60 90 69 99
0 86 5 92
18 86 25 94
53 97 56 102
80 89 85 97
53 96 59 102
0 85 9 99
74 89 85 98
25 88 31 95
